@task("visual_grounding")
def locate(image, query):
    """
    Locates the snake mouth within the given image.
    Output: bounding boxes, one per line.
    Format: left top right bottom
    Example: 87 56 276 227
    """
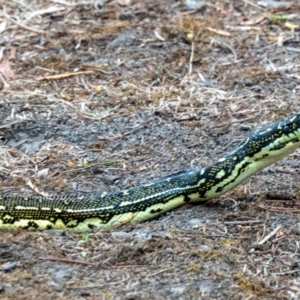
269 138 300 152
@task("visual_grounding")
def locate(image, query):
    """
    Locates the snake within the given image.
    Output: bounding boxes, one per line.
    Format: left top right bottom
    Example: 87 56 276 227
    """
1 114 300 232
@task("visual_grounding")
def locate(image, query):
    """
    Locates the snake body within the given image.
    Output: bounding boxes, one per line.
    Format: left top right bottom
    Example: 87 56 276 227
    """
1 114 300 232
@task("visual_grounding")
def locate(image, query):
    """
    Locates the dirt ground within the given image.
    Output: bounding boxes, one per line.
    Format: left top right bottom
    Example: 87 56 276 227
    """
1 0 300 299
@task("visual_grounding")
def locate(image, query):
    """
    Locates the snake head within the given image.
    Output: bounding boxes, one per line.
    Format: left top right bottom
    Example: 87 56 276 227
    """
247 114 300 159
254 114 300 135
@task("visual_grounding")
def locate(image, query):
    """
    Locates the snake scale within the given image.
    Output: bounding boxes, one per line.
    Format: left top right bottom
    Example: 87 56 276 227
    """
1 114 300 232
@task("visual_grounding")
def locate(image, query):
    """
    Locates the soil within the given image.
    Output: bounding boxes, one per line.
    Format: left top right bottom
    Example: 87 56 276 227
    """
1 1 300 299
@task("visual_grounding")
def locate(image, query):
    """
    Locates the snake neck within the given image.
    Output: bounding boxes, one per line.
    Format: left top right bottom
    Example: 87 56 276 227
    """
197 137 300 200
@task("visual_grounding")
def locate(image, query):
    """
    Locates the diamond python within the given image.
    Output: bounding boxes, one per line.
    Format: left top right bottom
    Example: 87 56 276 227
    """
1 114 300 232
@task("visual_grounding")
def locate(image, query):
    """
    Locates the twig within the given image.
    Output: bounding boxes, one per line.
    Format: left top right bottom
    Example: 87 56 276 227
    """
249 224 282 253
220 41 238 62
255 204 300 213
26 179 50 197
0 74 10 89
39 256 96 266
242 0 264 10
222 139 243 151
224 220 263 225
51 0 94 6
272 269 300 276
258 224 282 245
35 70 94 81
109 264 147 269
188 41 195 76
285 47 300 53
211 113 262 128
3 10 47 35
67 273 130 289
147 268 168 277
0 120 27 129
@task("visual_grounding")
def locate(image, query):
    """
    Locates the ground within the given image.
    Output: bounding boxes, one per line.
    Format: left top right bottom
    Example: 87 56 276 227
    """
1 0 300 299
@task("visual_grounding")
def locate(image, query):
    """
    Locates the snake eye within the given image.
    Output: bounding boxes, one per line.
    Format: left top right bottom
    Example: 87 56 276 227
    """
283 125 290 133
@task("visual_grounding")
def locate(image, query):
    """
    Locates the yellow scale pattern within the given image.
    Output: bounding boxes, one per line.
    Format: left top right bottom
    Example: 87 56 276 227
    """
1 114 300 232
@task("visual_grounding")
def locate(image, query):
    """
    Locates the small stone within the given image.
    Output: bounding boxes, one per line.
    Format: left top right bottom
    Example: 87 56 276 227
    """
184 0 205 10
188 218 203 226
171 284 187 295
2 261 17 272
239 124 252 131
250 85 262 92
52 269 72 281
244 78 253 87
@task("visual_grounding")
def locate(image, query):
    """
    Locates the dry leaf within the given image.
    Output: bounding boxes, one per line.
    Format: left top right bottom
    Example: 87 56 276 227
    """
0 57 15 78
35 70 94 81
154 28 166 41
61 92 73 101
0 21 7 34
206 27 232 37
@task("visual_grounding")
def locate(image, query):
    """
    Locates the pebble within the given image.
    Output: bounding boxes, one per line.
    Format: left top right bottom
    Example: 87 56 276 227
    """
244 78 253 87
250 85 262 92
188 218 203 226
2 262 17 272
52 269 72 281
184 0 205 10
